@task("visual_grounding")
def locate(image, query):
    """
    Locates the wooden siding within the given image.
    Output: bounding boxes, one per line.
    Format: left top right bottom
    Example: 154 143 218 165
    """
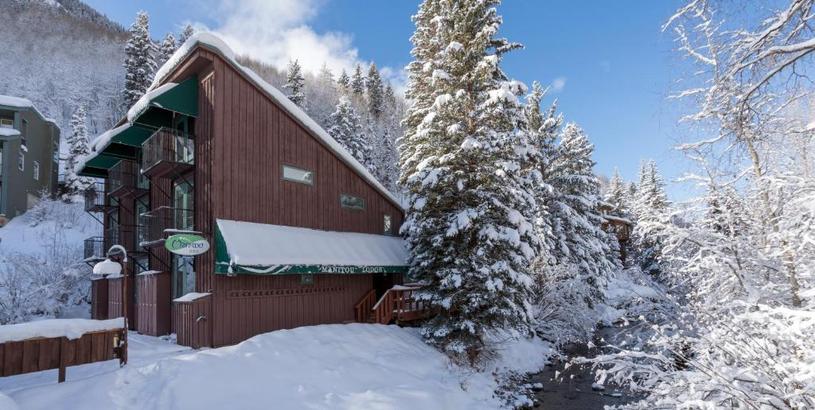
107 276 134 329
173 295 212 349
90 278 108 320
135 272 172 336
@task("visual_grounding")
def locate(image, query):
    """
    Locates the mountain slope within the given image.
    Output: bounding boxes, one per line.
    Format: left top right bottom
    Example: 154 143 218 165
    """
0 0 127 142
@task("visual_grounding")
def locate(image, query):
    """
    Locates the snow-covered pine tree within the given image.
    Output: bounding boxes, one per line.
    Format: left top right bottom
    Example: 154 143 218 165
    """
632 160 669 274
65 106 93 192
604 168 629 214
122 11 156 109
157 32 177 67
178 24 195 44
400 0 541 363
350 64 365 96
337 69 350 91
383 83 396 109
548 123 619 303
284 59 306 107
523 81 560 258
366 63 384 119
327 97 373 171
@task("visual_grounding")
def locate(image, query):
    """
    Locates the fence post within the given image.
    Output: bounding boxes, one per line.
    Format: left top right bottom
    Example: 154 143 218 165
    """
58 337 67 383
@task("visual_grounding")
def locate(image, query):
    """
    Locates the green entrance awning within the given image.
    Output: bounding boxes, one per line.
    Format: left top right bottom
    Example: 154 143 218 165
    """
128 76 198 129
214 219 409 275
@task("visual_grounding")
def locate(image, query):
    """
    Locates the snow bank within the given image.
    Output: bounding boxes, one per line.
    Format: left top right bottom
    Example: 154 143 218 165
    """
2 324 552 410
217 219 408 268
0 318 124 343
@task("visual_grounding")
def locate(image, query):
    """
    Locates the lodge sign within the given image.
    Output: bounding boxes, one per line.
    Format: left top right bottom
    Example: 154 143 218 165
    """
165 234 210 256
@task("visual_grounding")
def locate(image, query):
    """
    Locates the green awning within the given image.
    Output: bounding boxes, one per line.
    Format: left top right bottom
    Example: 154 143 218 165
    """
214 219 409 276
77 155 120 177
128 76 198 129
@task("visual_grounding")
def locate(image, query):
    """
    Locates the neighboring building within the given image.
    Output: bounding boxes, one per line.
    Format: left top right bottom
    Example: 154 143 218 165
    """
0 95 60 223
598 200 633 262
78 33 411 348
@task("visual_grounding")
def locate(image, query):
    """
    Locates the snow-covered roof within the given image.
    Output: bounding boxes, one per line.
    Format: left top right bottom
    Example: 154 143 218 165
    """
174 292 211 303
0 128 21 138
0 318 124 343
216 219 408 272
151 32 402 209
126 82 178 123
0 94 58 125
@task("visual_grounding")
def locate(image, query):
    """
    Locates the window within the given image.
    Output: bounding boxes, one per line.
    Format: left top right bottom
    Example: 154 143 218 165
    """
0 119 12 128
17 151 23 171
282 165 314 185
32 161 39 181
340 194 365 210
20 120 27 148
383 214 393 235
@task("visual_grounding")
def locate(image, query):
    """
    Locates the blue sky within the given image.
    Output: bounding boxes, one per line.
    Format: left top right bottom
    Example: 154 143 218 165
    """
84 0 694 199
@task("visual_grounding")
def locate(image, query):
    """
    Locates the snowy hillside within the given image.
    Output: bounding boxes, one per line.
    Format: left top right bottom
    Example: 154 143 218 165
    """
0 0 127 141
0 324 552 409
0 197 99 324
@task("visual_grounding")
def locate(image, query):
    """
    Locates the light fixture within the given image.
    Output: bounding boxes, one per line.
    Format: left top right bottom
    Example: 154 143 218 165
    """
93 258 122 276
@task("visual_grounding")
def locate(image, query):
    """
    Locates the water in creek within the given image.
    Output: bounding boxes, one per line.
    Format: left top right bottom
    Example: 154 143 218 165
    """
530 326 641 409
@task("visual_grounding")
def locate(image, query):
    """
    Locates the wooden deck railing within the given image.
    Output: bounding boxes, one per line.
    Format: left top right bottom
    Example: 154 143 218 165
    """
354 289 377 322
356 286 432 325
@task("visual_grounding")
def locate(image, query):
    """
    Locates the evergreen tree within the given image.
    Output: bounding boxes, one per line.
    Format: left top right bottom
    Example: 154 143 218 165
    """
157 32 177 67
366 63 385 118
604 168 629 214
178 24 195 44
65 106 92 192
350 64 365 96
548 123 619 302
327 97 372 171
632 160 669 273
123 11 156 109
284 59 306 107
337 69 350 91
383 83 396 109
400 0 541 362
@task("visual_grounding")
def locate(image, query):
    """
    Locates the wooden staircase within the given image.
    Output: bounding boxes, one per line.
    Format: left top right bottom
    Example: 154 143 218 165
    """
354 285 431 325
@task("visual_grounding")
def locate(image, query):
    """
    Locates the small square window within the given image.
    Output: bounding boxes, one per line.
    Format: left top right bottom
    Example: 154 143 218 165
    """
0 119 12 128
32 161 39 181
383 214 393 235
282 165 314 185
340 194 365 210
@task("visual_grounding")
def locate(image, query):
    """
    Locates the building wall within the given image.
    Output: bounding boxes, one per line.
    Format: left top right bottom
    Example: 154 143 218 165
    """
147 50 405 347
0 106 59 218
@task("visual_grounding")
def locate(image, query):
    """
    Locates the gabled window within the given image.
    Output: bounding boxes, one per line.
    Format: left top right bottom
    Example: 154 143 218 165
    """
340 194 365 210
282 165 314 185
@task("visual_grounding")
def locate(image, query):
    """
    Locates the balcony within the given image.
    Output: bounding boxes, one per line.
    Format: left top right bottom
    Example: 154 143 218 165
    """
138 206 195 248
83 236 105 262
84 181 113 213
109 160 149 198
141 128 194 178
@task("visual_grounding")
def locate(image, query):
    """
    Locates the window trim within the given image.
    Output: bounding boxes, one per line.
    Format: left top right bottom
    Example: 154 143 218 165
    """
340 193 365 211
32 160 39 181
17 151 24 172
281 164 314 186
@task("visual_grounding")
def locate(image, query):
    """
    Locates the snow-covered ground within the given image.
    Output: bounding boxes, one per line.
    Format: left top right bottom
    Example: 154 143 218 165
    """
0 324 552 410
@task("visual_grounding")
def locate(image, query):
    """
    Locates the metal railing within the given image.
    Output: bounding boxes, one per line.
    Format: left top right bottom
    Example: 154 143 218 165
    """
83 236 105 261
84 181 108 213
138 206 194 247
141 128 194 176
109 161 148 197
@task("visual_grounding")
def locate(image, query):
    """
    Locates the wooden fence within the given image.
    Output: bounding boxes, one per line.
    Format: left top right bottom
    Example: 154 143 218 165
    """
0 327 126 383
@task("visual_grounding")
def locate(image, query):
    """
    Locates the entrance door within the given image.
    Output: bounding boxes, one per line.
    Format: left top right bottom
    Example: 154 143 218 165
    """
373 273 396 299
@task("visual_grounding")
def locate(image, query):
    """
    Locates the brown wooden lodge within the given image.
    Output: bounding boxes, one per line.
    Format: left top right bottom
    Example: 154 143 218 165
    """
78 34 416 348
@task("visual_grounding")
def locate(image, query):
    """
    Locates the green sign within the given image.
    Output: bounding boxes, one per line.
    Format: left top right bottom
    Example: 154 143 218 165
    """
165 234 210 256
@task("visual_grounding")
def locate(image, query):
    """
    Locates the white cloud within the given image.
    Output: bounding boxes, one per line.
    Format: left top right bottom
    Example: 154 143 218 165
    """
194 0 404 90
551 77 567 92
